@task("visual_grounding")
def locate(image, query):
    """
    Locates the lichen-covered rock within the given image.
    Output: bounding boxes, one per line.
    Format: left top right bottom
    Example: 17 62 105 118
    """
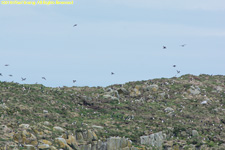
54 138 73 150
106 137 131 150
87 130 97 141
165 107 174 113
97 140 107 150
19 124 30 129
0 125 14 140
159 92 166 99
66 135 79 150
40 140 52 145
120 137 128 148
49 146 57 150
107 137 121 150
117 88 129 95
43 121 52 126
130 147 139 150
144 84 159 92
182 144 195 150
24 144 36 150
0 103 9 110
127 140 132 147
38 144 50 149
130 86 141 97
192 130 199 137
79 144 91 150
13 130 38 146
200 145 210 150
53 126 65 133
76 132 84 142
140 131 165 149
55 138 67 148
92 125 104 129
187 86 200 95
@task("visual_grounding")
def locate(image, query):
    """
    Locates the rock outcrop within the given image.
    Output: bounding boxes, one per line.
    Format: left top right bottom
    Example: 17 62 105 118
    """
140 131 166 149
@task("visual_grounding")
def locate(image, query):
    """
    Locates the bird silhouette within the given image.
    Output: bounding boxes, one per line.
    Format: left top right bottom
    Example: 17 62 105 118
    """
5 64 9 66
21 78 26 81
0 73 2 76
73 80 76 83
173 65 176 67
73 24 77 27
180 44 186 47
111 72 115 75
163 46 166 49
9 74 13 77
177 70 180 74
42 77 46 80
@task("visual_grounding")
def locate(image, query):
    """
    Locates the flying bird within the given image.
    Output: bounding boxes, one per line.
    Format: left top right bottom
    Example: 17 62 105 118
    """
5 64 9 66
0 73 2 76
180 44 186 47
42 77 46 80
177 70 180 74
173 65 176 67
73 24 77 27
21 78 26 81
73 80 76 83
163 46 166 49
9 74 13 77
111 72 115 75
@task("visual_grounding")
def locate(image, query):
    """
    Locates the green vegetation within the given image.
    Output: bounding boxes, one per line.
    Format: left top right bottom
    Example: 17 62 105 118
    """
0 74 224 149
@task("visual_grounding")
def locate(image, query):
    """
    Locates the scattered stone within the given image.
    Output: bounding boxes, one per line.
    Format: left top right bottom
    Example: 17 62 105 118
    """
55 138 67 148
165 107 174 113
92 125 104 129
107 137 122 150
76 132 84 142
103 95 119 101
43 121 52 126
130 86 141 97
201 101 208 105
43 110 48 113
145 84 159 92
0 103 9 110
19 124 30 129
38 144 50 149
216 86 223 92
192 130 199 137
40 139 52 145
24 145 36 150
13 130 38 146
140 131 165 149
187 86 201 95
66 135 79 149
117 88 129 95
53 126 65 133
159 92 166 99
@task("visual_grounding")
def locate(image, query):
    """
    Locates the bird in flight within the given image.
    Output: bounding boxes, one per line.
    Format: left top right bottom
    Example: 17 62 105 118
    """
163 46 166 49
9 74 13 77
111 72 115 75
5 64 9 66
180 44 186 47
42 77 46 80
21 78 26 81
177 70 180 74
0 73 2 76
73 24 77 27
73 80 76 83
173 65 176 67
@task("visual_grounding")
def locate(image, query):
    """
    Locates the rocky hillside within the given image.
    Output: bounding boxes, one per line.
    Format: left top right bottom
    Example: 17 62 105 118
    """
0 74 225 150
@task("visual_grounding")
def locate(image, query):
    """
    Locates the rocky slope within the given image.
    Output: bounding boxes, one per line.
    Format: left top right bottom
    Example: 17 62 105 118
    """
0 74 225 150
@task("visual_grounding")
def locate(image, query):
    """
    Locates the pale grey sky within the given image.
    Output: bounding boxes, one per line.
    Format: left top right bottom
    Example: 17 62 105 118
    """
0 0 225 87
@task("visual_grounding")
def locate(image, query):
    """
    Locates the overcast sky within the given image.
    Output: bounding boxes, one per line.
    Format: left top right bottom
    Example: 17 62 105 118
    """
0 0 225 87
